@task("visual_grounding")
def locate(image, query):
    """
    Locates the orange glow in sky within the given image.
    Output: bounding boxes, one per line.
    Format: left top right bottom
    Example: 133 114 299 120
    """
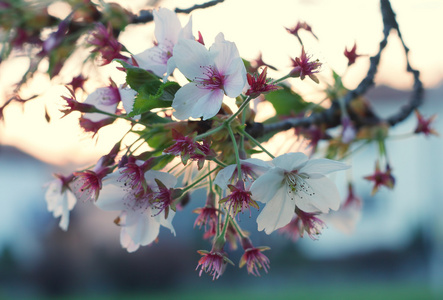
0 0 442 166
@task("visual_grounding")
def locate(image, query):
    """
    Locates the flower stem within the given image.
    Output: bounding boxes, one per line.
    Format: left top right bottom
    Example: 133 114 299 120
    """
229 215 245 239
181 167 219 194
226 124 242 181
211 157 227 167
238 128 275 159
272 74 291 84
225 96 252 124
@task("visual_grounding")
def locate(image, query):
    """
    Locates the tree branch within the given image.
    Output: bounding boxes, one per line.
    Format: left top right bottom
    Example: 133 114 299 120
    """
248 0 424 138
175 0 225 14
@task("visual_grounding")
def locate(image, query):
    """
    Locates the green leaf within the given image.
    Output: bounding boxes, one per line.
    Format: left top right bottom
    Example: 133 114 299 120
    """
128 81 180 117
116 60 161 91
265 85 309 116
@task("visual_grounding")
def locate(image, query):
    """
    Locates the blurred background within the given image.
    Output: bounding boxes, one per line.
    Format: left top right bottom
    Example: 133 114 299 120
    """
1 0 443 299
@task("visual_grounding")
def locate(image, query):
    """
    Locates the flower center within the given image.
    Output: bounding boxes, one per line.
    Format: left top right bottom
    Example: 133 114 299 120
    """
195 65 225 91
284 170 315 200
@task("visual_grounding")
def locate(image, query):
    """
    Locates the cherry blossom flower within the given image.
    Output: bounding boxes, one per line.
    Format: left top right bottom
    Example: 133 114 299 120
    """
60 87 95 117
250 152 349 234
285 21 318 45
193 192 220 239
289 47 322 83
88 22 128 66
364 162 395 195
219 180 258 218
135 8 193 80
279 208 326 241
344 42 362 66
163 129 215 169
196 239 233 280
71 144 119 202
245 67 279 98
239 237 270 276
78 83 126 134
172 33 247 120
414 110 438 137
45 174 76 231
95 165 177 252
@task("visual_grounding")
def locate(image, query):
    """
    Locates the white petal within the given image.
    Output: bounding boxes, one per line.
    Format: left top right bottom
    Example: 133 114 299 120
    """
256 185 295 234
135 47 168 77
163 56 176 82
194 89 224 120
171 83 211 120
242 158 272 175
173 39 212 79
295 175 341 213
119 87 137 114
179 16 193 40
156 209 176 236
120 227 140 252
95 179 126 211
223 57 246 98
272 152 309 172
154 8 182 45
58 194 71 231
123 210 160 247
144 170 177 189
300 158 350 175
210 33 239 73
250 168 285 204
214 164 237 190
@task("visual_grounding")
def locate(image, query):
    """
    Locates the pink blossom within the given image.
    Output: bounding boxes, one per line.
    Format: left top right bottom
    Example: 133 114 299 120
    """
88 23 128 65
96 166 177 252
289 47 322 83
245 67 279 98
278 209 326 241
364 162 395 195
193 192 219 233
172 33 246 120
239 237 270 276
344 42 362 66
135 8 193 80
414 110 438 137
219 180 258 218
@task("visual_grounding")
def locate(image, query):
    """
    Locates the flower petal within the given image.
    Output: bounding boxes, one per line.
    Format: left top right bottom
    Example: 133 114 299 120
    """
173 39 212 79
214 164 237 190
144 170 177 189
256 185 295 234
250 167 285 204
194 88 224 120
124 210 161 247
154 8 182 45
172 83 211 120
179 16 193 40
299 158 350 175
135 47 168 77
295 175 341 213
223 57 246 98
210 33 240 74
272 152 309 172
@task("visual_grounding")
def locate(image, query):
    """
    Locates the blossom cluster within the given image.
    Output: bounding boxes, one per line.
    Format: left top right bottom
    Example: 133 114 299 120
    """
31 5 436 280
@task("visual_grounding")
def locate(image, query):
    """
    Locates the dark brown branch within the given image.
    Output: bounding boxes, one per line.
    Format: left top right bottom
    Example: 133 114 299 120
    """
249 0 423 138
131 0 225 24
175 0 225 14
